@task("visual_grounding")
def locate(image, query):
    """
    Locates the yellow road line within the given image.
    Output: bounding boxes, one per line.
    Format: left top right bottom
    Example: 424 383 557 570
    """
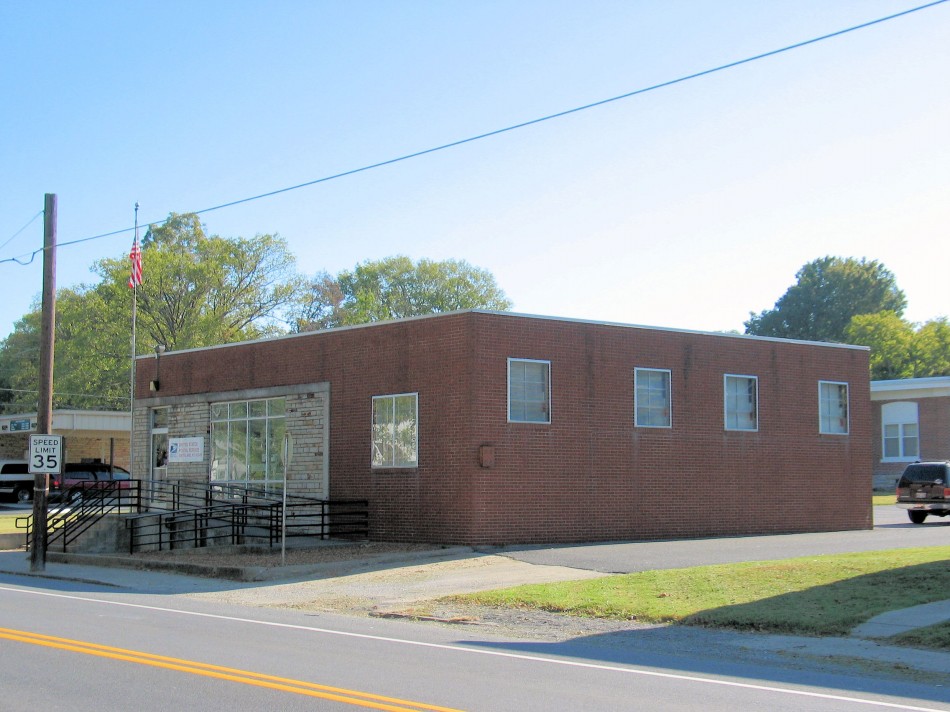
0 627 464 712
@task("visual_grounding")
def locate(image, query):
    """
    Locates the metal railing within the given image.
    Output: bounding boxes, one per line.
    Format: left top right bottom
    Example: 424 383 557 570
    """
126 479 369 553
17 478 369 554
18 480 143 552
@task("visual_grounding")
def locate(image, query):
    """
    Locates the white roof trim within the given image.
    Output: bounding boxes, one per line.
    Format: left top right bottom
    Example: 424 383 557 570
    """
870 377 950 400
0 409 130 436
136 309 870 361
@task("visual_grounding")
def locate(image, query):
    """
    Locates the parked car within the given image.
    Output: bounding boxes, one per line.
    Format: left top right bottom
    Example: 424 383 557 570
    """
0 460 61 503
58 463 133 503
896 461 950 524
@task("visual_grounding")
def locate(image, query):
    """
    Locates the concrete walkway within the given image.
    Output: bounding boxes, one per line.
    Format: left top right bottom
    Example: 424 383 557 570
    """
853 600 950 640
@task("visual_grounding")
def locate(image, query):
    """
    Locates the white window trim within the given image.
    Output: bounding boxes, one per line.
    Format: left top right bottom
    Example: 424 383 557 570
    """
724 374 759 432
881 401 920 463
818 380 850 435
209 397 288 487
507 358 551 424
371 392 419 469
634 367 672 429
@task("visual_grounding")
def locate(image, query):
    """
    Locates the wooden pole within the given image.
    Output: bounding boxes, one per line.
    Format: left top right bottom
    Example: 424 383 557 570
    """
130 203 138 479
30 193 56 572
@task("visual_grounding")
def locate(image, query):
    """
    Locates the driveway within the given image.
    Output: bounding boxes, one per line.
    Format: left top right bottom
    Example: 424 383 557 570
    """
497 505 950 573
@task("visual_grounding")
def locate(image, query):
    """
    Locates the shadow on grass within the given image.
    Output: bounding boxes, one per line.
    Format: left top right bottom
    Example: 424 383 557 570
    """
680 560 950 637
452 560 950 705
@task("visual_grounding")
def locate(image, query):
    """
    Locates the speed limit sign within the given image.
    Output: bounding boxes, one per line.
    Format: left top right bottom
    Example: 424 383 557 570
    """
28 434 63 475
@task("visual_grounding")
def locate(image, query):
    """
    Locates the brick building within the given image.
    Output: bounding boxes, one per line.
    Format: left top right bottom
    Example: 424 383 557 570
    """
870 377 950 490
132 310 872 544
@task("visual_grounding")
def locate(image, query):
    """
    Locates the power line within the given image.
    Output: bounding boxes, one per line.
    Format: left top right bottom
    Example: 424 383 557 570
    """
1 0 946 267
0 387 128 403
0 211 43 252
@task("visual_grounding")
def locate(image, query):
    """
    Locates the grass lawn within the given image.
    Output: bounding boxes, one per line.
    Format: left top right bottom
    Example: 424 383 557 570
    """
890 621 950 651
453 547 950 644
0 511 26 535
873 494 897 506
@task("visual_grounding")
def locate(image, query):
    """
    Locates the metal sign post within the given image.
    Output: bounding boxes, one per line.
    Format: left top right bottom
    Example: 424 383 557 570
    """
280 433 293 566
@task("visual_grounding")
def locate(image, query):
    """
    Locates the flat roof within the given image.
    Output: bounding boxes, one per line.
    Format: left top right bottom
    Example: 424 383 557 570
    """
136 309 870 361
0 410 130 438
870 376 950 400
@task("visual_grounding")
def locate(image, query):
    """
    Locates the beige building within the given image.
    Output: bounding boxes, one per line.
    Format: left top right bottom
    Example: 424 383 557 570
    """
0 410 131 468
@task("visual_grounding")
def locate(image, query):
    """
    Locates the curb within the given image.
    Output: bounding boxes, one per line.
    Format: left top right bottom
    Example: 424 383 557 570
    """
44 545 476 582
0 533 24 550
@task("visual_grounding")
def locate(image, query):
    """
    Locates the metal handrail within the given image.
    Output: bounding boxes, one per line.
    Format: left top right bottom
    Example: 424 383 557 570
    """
126 479 368 553
18 480 142 552
18 477 369 554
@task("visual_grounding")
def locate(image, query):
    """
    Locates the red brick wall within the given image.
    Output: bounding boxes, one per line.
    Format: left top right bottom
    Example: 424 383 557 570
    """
466 314 871 543
140 312 872 544
872 395 950 487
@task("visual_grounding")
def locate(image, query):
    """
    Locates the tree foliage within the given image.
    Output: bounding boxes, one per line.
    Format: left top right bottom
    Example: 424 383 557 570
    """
294 256 512 331
845 313 950 380
844 311 915 380
744 257 906 343
0 214 301 412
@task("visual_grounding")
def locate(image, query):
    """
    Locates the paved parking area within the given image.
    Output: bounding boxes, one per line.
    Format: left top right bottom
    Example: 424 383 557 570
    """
497 505 950 573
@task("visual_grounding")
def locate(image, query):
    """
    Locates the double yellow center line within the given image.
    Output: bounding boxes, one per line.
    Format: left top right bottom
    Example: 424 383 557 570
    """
0 626 464 712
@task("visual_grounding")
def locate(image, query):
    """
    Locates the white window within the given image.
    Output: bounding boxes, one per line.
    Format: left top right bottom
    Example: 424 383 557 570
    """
881 401 919 461
508 359 550 423
819 381 849 435
635 368 671 428
372 393 418 468
724 374 758 431
210 397 286 489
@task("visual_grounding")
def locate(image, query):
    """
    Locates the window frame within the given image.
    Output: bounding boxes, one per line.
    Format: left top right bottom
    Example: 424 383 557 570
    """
881 401 920 462
818 380 850 435
371 392 419 469
150 406 169 482
634 367 672 429
209 396 287 489
507 358 551 424
724 374 759 432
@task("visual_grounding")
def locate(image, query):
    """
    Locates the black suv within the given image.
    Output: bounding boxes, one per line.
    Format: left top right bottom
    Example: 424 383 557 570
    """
896 461 950 524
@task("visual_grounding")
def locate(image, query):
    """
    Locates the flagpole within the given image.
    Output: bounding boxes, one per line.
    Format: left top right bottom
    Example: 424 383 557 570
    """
130 203 139 476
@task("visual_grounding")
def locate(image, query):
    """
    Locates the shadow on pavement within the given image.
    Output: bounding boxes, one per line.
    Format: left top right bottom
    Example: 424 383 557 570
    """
456 624 950 707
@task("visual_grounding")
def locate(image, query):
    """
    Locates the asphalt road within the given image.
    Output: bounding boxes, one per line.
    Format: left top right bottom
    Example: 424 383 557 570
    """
1 504 949 709
499 505 950 573
2 575 949 712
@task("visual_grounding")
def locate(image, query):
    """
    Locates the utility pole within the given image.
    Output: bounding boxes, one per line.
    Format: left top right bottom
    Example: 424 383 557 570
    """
30 193 57 572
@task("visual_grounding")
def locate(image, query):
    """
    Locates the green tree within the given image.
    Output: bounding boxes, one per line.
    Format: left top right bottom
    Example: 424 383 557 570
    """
294 256 512 331
911 317 950 377
845 311 915 380
745 256 906 343
0 214 302 411
123 213 301 349
845 313 950 380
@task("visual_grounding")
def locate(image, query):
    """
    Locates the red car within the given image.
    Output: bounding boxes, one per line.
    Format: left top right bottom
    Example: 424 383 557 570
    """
57 463 133 503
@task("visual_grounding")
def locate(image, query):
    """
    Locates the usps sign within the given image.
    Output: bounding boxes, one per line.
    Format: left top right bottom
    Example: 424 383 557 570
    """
168 437 204 463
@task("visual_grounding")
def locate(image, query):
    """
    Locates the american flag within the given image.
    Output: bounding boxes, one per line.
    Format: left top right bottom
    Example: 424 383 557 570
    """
128 236 143 289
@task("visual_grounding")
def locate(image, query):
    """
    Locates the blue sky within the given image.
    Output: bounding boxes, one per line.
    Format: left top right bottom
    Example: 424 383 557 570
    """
2 1 948 342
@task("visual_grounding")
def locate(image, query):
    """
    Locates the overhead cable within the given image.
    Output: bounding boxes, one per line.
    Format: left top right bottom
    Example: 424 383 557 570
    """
1 0 946 266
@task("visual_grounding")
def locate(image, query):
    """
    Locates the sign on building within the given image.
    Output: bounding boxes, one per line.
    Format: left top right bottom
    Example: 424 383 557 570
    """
168 437 204 463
